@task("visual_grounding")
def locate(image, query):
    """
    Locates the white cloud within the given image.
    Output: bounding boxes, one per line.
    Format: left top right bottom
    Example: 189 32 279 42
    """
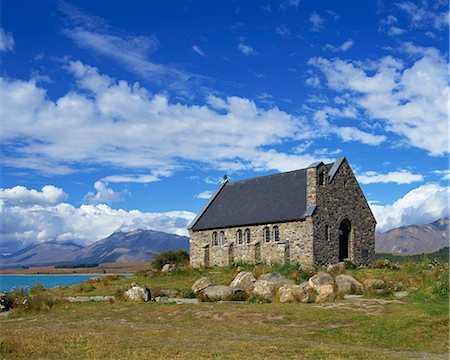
276 25 290 37
1 60 329 176
0 185 195 253
102 174 161 183
238 43 257 56
387 26 406 36
308 45 449 155
192 45 207 57
371 183 449 232
83 181 123 204
0 185 67 206
196 190 213 199
397 1 449 30
379 15 406 36
357 170 424 185
310 12 324 32
323 39 354 52
0 27 14 52
433 170 450 181
305 75 321 88
59 2 203 91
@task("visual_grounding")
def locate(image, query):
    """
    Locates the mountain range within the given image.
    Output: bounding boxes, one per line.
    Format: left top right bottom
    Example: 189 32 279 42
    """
1 218 448 268
0 229 189 269
376 217 449 255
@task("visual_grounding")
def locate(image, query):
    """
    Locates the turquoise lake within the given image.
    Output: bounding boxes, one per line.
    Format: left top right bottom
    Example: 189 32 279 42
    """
0 274 110 292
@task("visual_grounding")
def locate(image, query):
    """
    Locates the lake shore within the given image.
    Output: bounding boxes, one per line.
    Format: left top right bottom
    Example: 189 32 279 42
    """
0 262 148 275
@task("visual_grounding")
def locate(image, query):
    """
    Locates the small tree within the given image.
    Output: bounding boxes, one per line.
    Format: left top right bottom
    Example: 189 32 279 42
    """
151 249 190 270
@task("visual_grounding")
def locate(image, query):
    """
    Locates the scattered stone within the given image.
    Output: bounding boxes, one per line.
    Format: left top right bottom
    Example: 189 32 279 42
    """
335 275 363 295
125 286 151 302
259 272 294 286
161 264 176 273
230 272 256 293
278 284 296 303
363 279 385 289
394 291 409 298
308 272 334 302
66 296 114 303
203 285 245 301
292 282 316 303
192 277 218 294
343 294 363 300
327 262 346 273
159 289 179 298
252 280 278 300
155 297 199 304
0 292 12 312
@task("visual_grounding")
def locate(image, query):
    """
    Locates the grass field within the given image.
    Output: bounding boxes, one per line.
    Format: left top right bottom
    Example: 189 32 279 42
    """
1 260 448 359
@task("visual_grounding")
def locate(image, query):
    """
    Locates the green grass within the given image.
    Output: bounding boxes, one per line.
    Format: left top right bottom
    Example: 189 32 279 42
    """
1 259 448 359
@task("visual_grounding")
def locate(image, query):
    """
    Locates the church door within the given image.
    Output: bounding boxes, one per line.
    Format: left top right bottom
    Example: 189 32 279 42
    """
338 219 351 261
203 245 210 267
228 243 234 265
254 242 261 262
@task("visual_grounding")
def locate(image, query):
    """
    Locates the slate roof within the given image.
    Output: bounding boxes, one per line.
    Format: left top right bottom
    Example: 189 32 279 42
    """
189 158 343 231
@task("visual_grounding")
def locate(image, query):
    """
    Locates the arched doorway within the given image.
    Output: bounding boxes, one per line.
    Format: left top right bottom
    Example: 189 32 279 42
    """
228 243 234 265
338 219 351 261
203 245 210 267
254 242 261 262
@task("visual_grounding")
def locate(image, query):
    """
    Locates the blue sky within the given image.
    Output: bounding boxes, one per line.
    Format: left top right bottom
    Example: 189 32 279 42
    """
1 0 448 253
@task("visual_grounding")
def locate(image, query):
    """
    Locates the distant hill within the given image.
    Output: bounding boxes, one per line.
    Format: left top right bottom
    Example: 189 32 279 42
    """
375 247 449 262
376 217 449 255
1 229 189 268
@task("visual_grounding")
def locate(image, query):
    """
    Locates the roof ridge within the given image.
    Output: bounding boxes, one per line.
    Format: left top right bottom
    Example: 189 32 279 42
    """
229 167 307 185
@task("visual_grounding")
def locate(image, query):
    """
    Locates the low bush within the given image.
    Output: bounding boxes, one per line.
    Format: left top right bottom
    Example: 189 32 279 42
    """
372 258 400 270
151 249 190 270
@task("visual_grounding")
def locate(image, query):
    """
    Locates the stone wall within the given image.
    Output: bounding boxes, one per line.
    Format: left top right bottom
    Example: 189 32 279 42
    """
189 220 315 268
311 160 376 265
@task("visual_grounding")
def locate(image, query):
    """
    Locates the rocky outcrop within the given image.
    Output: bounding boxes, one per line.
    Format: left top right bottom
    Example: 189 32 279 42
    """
203 285 245 301
308 272 334 302
192 277 217 294
278 282 316 303
125 286 151 302
335 275 363 295
161 264 176 273
230 272 256 293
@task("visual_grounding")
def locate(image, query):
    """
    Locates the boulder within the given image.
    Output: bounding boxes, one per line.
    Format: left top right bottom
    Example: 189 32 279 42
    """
278 282 316 303
259 272 294 287
125 286 151 302
278 285 296 303
191 277 218 294
335 275 363 295
363 279 385 289
327 262 346 273
230 272 256 293
203 285 245 301
308 272 334 302
0 292 12 312
394 291 409 298
161 264 176 273
252 280 277 300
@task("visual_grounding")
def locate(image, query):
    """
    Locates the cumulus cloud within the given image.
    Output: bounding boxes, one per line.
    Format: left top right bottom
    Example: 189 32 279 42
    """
371 183 449 232
357 170 424 185
0 185 195 253
196 190 213 199
308 45 449 155
1 60 336 176
83 181 124 204
0 27 14 52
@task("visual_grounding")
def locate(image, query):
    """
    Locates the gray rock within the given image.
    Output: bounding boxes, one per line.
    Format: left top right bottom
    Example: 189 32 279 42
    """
278 282 316 303
335 274 363 295
125 286 151 302
230 272 256 293
363 279 385 289
203 285 245 301
252 280 277 300
66 296 114 303
192 277 218 294
343 294 363 299
155 297 199 304
161 264 176 273
259 272 294 286
327 262 346 273
394 291 409 298
308 272 334 302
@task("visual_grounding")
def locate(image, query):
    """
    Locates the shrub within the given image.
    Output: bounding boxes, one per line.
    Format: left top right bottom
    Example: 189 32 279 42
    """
30 284 46 295
179 288 196 299
372 258 400 270
344 259 357 270
151 249 190 270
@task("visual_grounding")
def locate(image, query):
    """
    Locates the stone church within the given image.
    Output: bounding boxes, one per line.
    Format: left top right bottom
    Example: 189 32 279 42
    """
188 157 376 268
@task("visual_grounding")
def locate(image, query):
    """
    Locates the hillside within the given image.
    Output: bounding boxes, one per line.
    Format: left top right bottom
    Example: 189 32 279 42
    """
1 229 189 268
376 217 449 255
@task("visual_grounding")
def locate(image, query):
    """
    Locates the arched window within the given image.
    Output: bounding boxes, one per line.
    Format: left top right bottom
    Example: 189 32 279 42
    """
273 226 279 242
212 232 218 246
325 225 329 241
219 231 225 246
264 227 271 242
318 172 324 186
244 229 251 244
236 229 243 245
